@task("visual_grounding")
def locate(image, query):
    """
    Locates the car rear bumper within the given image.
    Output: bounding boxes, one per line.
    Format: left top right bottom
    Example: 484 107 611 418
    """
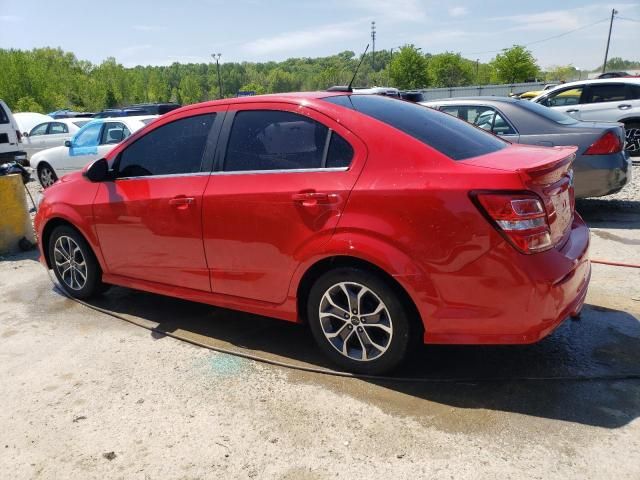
0 150 29 167
421 214 591 345
573 151 631 198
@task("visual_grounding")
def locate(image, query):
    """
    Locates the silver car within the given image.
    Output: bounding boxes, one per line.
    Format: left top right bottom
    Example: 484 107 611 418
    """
421 97 631 198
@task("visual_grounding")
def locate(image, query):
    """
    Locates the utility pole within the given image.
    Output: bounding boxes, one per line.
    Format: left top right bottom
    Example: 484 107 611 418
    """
602 9 618 74
211 53 223 98
371 21 376 71
476 59 479 84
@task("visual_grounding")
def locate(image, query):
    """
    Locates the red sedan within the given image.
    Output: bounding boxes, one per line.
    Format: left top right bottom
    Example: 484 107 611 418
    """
34 92 590 374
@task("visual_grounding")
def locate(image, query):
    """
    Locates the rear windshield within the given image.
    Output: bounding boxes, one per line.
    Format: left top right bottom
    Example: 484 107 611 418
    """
517 99 578 125
322 94 507 160
73 120 90 128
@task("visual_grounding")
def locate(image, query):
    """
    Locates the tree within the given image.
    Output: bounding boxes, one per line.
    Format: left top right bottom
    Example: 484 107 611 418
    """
594 57 640 72
491 45 539 84
178 75 203 105
389 45 429 89
14 96 44 113
545 65 578 82
428 52 473 87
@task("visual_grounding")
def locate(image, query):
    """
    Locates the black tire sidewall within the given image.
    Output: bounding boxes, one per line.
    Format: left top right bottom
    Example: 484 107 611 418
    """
38 163 57 188
48 225 101 299
307 267 414 375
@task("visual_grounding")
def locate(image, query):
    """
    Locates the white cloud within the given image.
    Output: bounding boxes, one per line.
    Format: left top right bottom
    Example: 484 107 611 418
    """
242 22 361 56
0 15 21 23
448 6 468 17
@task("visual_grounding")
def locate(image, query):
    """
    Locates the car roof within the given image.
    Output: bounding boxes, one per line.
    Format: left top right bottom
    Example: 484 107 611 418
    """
420 96 522 105
546 77 640 89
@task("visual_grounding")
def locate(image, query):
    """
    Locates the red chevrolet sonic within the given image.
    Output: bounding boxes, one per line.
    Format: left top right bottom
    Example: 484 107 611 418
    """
34 92 590 374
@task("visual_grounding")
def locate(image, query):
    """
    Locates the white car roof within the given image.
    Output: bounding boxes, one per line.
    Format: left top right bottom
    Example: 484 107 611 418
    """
534 77 640 100
13 112 54 132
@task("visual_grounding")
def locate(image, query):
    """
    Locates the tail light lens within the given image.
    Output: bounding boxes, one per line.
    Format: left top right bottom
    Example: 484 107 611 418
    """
16 130 22 142
584 131 622 155
473 193 552 254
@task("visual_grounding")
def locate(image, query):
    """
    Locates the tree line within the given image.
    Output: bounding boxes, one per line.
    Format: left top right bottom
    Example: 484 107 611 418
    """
1 45 637 113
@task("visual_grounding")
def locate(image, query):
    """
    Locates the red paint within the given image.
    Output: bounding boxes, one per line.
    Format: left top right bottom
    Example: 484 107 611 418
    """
35 92 590 346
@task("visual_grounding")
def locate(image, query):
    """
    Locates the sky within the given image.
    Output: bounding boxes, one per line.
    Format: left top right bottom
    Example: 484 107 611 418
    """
0 0 639 70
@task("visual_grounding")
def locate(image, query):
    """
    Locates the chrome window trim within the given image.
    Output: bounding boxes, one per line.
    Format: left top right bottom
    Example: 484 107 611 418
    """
115 166 349 181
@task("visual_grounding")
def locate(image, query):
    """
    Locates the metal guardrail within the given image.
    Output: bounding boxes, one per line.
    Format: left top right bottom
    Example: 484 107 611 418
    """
419 82 547 100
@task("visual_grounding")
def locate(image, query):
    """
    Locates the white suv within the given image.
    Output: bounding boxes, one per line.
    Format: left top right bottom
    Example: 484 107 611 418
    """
0 100 28 165
532 78 640 156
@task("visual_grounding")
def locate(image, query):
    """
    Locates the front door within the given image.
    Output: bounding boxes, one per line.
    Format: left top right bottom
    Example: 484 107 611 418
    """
93 111 222 291
202 104 366 304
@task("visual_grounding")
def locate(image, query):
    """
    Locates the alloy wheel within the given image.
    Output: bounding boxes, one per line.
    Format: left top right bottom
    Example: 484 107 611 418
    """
39 166 56 188
53 235 88 291
318 282 393 362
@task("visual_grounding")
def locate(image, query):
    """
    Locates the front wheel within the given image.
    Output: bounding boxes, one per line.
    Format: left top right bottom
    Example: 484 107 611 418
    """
38 163 58 188
48 225 104 299
624 122 640 157
307 267 416 375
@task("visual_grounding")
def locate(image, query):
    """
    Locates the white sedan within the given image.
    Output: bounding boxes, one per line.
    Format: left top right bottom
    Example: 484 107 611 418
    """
31 116 156 188
21 117 92 160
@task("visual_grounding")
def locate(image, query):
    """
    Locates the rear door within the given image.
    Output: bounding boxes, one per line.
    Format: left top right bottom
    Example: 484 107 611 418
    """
43 121 71 149
202 103 366 303
579 82 640 122
93 109 224 291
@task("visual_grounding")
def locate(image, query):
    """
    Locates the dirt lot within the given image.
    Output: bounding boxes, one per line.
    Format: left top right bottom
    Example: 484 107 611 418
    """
1 175 639 479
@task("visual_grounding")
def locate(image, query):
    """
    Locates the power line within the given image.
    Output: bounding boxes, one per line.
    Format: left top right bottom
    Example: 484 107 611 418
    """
462 17 610 56
617 16 640 23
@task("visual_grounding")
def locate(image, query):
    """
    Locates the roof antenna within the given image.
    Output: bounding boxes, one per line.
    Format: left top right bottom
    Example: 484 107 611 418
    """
327 44 369 93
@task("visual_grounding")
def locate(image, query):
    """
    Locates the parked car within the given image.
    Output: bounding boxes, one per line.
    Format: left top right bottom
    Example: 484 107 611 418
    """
92 108 148 119
21 118 90 160
399 91 425 102
515 84 560 100
34 93 590 374
532 78 640 156
596 71 631 79
31 116 156 188
14 112 54 136
129 103 181 115
0 99 27 165
48 109 95 119
421 97 631 198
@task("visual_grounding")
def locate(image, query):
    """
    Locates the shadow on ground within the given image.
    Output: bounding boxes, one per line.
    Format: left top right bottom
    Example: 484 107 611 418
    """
0 248 39 263
79 285 640 429
577 199 640 229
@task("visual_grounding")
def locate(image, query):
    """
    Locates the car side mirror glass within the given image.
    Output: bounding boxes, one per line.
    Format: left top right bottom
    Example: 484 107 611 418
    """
84 158 110 182
22 132 29 138
64 140 72 148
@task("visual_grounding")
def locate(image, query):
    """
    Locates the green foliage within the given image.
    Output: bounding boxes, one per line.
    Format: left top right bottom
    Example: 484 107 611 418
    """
491 45 539 84
389 45 429 90
428 52 474 87
14 96 44 113
594 57 640 72
545 65 579 82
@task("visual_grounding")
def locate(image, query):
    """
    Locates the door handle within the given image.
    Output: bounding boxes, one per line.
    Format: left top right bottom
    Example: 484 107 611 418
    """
169 196 195 207
292 192 339 206
618 104 632 110
566 109 579 113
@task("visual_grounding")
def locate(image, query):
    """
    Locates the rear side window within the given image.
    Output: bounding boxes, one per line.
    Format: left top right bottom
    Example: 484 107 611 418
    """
49 122 69 134
117 114 215 178
323 95 506 161
326 132 354 168
224 110 329 171
0 104 9 124
586 84 627 103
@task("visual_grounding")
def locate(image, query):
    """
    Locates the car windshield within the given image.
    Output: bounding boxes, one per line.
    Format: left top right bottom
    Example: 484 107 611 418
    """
322 94 507 161
517 99 578 125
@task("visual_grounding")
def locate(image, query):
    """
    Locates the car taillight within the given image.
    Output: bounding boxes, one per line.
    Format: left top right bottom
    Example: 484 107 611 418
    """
16 130 22 142
473 193 552 254
584 131 622 155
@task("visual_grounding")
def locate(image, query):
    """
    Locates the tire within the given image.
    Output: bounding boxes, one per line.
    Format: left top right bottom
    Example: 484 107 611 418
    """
307 267 416 375
624 122 640 157
48 225 104 299
38 163 58 188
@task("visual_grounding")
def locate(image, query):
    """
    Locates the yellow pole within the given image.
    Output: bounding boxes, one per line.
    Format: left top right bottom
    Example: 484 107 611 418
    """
0 174 36 254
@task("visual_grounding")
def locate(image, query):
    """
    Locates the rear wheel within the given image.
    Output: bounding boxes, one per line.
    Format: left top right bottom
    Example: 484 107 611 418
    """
38 163 58 188
624 122 640 157
307 267 415 375
48 225 104 299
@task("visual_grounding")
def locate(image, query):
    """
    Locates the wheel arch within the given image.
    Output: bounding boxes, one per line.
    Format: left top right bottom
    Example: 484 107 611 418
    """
295 255 424 337
40 215 103 271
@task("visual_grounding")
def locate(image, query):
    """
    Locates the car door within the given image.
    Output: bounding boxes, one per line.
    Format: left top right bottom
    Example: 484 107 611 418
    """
43 121 70 149
579 83 639 122
537 85 586 119
23 122 49 157
202 103 366 304
64 122 104 172
92 110 224 291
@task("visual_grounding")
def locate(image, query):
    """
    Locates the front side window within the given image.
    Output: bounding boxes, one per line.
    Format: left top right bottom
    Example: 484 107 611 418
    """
72 122 103 147
541 87 584 107
224 110 329 172
0 104 8 124
586 84 628 103
30 123 49 136
100 122 131 145
117 114 215 178
323 95 506 161
49 122 69 134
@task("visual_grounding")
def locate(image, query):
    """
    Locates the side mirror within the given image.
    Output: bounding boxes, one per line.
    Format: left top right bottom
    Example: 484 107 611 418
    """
64 140 72 148
84 158 110 182
22 132 29 138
